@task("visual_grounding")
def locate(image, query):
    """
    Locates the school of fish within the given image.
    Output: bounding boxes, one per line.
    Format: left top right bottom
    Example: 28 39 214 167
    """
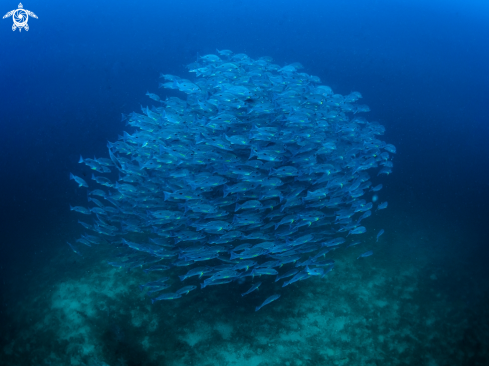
68 50 394 311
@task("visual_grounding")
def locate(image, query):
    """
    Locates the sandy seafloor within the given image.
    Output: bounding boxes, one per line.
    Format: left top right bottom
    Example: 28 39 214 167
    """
1 212 488 366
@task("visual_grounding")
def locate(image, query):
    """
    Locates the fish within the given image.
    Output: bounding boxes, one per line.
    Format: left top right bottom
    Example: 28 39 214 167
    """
78 155 106 173
201 278 233 289
313 259 335 267
282 271 310 287
321 237 346 247
357 210 371 223
377 202 388 210
70 205 91 215
305 266 324 276
384 144 396 153
146 91 161 102
76 238 92 247
371 184 383 192
346 241 362 248
70 173 88 188
151 293 182 303
201 54 221 62
275 269 299 282
357 250 373 259
179 267 212 281
143 265 171 273
255 294 281 311
144 283 171 293
68 50 394 310
241 282 262 296
91 174 114 188
233 260 257 271
347 226 367 236
82 234 107 245
67 242 83 257
77 220 92 230
376 229 385 242
252 268 278 277
275 215 296 230
140 277 170 289
88 189 106 197
176 285 197 295
235 200 263 212
377 168 392 176
216 49 233 56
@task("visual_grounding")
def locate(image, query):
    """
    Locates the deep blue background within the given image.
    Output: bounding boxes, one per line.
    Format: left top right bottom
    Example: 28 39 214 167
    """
0 0 488 303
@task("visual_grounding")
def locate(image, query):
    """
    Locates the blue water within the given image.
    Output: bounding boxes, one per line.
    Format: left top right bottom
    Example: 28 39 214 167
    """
1 0 489 365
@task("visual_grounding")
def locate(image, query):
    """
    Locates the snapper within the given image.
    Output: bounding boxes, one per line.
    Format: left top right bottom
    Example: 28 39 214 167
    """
69 51 394 311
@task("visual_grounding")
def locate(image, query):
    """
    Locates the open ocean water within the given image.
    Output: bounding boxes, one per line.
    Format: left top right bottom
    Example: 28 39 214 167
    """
1 0 488 365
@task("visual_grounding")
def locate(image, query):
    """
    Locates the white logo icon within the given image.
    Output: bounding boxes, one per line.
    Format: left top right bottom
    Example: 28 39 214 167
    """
3 3 37 32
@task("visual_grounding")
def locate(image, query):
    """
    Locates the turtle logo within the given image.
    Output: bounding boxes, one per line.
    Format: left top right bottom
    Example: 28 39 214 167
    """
3 3 37 32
